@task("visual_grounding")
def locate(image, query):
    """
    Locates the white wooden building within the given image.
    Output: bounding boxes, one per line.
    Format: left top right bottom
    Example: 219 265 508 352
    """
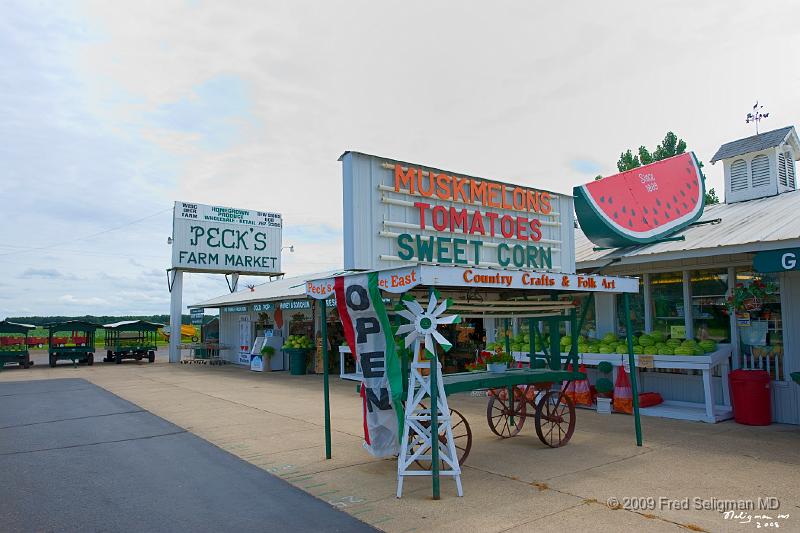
576 126 800 424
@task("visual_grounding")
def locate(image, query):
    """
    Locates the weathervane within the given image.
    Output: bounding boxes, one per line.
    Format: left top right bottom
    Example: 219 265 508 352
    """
746 101 769 134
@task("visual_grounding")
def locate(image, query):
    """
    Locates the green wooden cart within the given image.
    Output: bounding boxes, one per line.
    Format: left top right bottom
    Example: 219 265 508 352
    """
0 320 35 370
307 264 644 500
46 320 99 367
103 320 162 364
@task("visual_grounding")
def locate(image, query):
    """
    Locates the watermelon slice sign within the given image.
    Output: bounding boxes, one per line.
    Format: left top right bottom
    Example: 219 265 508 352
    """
574 152 705 248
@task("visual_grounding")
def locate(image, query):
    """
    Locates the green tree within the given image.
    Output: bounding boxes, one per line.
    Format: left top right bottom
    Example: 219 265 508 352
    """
617 132 688 172
704 187 719 205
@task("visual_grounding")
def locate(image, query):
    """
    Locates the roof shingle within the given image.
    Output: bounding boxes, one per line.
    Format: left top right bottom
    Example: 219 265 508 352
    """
710 126 794 163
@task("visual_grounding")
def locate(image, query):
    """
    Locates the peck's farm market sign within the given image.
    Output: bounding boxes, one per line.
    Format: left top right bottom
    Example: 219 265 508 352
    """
341 152 575 272
171 202 282 274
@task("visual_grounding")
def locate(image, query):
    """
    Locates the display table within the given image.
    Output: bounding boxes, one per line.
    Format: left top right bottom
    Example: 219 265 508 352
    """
179 343 231 365
513 344 733 423
338 346 362 381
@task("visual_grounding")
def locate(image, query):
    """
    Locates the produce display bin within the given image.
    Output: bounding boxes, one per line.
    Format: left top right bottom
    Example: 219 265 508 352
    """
0 320 35 370
46 320 99 367
103 320 163 364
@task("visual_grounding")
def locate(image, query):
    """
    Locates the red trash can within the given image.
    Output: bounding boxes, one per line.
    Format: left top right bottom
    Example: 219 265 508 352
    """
728 369 771 425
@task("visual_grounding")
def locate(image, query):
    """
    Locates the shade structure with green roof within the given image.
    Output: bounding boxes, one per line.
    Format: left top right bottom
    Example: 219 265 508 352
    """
0 320 35 369
46 320 99 367
103 320 163 364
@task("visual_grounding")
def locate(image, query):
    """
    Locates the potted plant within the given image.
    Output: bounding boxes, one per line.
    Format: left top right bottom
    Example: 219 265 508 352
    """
485 349 513 373
260 345 275 371
282 335 313 375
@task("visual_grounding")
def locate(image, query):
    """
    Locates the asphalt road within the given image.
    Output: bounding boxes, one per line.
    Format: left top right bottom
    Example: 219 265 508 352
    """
0 378 376 533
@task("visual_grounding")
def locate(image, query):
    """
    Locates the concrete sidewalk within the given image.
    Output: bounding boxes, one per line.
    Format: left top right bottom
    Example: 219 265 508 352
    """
2 360 798 532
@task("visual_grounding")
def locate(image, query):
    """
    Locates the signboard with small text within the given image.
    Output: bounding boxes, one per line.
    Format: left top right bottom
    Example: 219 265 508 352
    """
171 201 283 274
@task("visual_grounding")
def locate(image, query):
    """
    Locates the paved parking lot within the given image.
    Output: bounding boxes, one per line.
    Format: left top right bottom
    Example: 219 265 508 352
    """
0 376 374 533
1 355 798 532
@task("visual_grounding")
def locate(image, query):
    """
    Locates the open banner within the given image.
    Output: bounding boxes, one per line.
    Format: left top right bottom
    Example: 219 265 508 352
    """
334 272 404 457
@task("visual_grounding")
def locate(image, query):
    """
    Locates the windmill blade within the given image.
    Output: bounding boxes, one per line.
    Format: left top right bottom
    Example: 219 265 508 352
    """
431 330 453 352
424 334 436 356
403 298 424 315
405 332 418 349
395 323 416 336
427 293 438 315
436 314 459 325
396 309 417 323
432 298 449 317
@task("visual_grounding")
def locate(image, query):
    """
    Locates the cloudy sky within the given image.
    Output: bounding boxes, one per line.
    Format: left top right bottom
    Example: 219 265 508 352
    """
2 0 799 318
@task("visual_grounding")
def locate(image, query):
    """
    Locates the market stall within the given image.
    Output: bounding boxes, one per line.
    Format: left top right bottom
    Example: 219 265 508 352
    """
46 320 98 367
306 263 641 499
0 320 35 370
103 320 162 364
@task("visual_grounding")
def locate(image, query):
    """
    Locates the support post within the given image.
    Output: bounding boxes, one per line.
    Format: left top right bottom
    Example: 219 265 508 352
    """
321 298 331 459
503 318 511 355
428 286 440 500
623 292 643 446
169 269 184 364
569 307 578 370
528 318 535 368
549 317 560 370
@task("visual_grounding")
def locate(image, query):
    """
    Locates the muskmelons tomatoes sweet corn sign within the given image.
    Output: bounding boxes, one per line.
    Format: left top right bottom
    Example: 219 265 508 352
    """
171 201 283 274
341 152 575 272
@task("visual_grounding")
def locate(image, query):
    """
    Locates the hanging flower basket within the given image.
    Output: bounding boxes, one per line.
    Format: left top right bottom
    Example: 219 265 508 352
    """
726 279 777 313
743 297 762 312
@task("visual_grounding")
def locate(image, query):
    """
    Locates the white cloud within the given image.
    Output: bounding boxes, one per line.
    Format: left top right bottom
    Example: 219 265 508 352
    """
3 0 800 317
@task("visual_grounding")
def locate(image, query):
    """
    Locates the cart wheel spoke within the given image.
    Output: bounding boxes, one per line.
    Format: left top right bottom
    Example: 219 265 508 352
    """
535 390 576 448
486 395 525 438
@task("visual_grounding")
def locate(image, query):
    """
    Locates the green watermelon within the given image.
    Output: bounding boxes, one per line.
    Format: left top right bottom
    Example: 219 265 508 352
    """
574 152 705 247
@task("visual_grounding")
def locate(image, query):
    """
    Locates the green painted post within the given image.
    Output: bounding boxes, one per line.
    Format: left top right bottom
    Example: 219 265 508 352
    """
623 292 643 446
549 318 560 371
503 318 511 356
528 318 535 368
569 307 579 370
321 298 332 459
428 287 440 500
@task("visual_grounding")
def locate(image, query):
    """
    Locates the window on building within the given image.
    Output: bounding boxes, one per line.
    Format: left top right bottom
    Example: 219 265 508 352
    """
778 153 788 187
730 159 748 191
785 151 796 189
751 154 770 188
616 281 644 336
691 269 731 343
734 270 784 381
649 272 684 337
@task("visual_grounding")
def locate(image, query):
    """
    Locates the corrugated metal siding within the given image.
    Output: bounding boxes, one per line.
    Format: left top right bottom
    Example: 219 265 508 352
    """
576 189 800 268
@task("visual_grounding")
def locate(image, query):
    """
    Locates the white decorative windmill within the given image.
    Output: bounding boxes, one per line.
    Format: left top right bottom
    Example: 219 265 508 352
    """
395 291 463 498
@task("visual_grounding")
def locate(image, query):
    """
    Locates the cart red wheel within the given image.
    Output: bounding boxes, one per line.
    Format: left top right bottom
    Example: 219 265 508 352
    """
535 389 576 448
487 392 526 438
412 407 472 469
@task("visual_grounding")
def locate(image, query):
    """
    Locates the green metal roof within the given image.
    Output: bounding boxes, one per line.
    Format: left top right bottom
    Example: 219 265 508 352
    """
0 320 36 334
103 320 164 331
46 320 100 332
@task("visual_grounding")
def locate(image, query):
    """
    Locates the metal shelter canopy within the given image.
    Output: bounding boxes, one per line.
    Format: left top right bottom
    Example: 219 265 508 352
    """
0 320 36 334
45 320 100 332
305 264 643 499
103 320 164 331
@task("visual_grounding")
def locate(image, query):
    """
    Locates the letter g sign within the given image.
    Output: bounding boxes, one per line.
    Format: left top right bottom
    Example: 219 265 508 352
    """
781 252 797 270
